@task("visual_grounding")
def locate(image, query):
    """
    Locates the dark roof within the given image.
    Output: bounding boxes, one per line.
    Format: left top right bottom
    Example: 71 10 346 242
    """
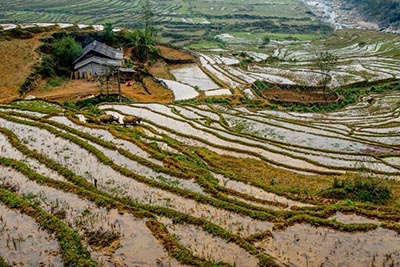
74 56 122 70
73 40 123 64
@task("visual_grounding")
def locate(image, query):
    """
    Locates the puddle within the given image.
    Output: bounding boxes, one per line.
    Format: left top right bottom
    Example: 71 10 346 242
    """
0 109 47 118
199 56 241 88
172 106 205 120
87 140 205 194
204 89 232 96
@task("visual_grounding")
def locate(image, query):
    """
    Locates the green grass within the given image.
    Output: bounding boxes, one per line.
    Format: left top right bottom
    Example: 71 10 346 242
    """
189 41 224 50
259 32 323 41
0 257 8 267
10 100 63 114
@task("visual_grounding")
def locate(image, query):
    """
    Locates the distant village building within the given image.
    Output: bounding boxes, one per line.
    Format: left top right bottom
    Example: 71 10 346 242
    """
73 40 123 79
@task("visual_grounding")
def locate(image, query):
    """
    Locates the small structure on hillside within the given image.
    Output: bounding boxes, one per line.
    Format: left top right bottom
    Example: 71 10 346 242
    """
73 40 123 79
119 67 138 83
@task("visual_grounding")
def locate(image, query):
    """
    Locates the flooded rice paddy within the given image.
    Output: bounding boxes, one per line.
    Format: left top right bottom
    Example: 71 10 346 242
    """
0 92 400 266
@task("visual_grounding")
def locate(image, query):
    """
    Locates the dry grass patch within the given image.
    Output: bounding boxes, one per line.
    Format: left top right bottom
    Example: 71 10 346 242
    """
157 45 196 62
195 147 333 195
29 77 174 103
148 59 174 80
30 79 99 101
0 36 42 102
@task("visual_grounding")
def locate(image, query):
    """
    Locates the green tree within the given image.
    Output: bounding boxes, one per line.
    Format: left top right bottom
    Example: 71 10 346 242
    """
35 55 56 77
103 22 115 45
53 36 82 71
262 36 270 45
141 0 155 37
126 30 158 63
315 51 338 101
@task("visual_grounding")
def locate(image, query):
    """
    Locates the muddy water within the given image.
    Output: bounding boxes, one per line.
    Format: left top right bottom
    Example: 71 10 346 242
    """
49 116 162 166
329 212 381 225
0 118 272 236
0 167 180 267
257 224 400 267
87 140 205 194
223 113 378 153
146 123 260 159
0 109 47 118
183 106 221 121
161 218 259 267
101 105 331 173
214 173 312 209
0 132 66 181
160 79 199 100
171 64 220 91
172 106 205 120
0 203 63 266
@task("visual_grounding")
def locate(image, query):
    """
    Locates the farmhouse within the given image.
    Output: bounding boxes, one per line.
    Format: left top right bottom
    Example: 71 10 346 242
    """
73 40 123 79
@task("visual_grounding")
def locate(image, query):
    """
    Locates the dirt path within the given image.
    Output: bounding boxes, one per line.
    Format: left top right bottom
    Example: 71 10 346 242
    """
30 79 174 103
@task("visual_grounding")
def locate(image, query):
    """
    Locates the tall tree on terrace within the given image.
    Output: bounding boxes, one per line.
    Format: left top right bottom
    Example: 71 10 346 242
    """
127 0 159 64
315 51 338 102
103 22 115 45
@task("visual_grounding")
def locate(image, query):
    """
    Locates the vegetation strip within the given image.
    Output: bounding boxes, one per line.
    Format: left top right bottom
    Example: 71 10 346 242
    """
0 188 98 267
0 257 8 267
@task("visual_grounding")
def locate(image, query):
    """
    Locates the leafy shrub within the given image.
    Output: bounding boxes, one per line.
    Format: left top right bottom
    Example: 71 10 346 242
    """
47 77 62 87
75 94 131 108
53 36 82 74
18 73 40 95
319 176 393 204
8 26 34 39
0 257 7 267
35 55 56 77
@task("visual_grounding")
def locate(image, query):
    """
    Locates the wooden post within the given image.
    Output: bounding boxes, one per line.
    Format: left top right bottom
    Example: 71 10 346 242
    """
117 68 121 102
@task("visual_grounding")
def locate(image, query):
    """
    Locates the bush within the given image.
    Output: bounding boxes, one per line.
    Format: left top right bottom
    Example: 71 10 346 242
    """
53 36 82 72
47 77 62 87
319 176 393 204
8 26 34 39
35 55 56 77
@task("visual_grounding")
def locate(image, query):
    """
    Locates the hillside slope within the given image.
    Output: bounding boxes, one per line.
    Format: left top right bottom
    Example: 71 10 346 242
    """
0 36 41 102
345 0 400 29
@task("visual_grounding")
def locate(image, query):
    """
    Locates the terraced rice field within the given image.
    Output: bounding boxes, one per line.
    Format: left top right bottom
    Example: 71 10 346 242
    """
0 93 400 266
0 0 328 47
189 30 400 92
